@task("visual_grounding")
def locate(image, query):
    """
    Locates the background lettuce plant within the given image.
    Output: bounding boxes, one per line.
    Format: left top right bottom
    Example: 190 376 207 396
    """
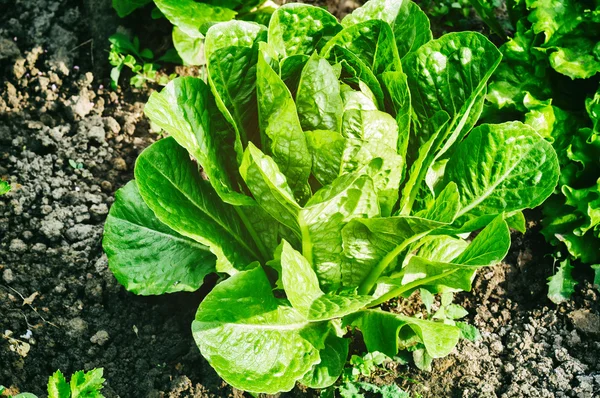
103 0 559 393
474 0 600 300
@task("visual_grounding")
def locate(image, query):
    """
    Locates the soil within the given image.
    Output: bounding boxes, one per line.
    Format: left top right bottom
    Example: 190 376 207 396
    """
0 1 598 398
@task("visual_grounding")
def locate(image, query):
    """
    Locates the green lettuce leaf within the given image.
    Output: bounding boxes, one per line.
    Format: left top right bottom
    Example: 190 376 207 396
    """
204 21 267 150
341 0 432 59
192 267 324 394
172 27 204 65
134 137 260 273
547 37 600 79
268 4 341 58
257 47 312 201
103 181 216 295
240 143 302 236
321 20 401 77
300 170 380 291
280 241 371 320
404 32 502 163
527 0 584 43
305 130 403 216
344 216 453 294
345 310 461 358
300 331 348 389
401 216 510 293
154 0 237 38
144 77 253 206
445 122 559 230
296 52 344 132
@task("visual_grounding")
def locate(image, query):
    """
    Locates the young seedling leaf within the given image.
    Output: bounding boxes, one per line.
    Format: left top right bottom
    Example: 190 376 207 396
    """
69 368 105 398
47 369 70 398
547 259 578 304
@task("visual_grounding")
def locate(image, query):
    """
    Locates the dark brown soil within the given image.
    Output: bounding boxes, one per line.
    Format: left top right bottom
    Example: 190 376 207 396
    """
1 1 598 398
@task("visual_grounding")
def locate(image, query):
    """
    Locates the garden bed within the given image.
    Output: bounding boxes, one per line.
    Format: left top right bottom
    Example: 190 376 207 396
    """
0 1 599 397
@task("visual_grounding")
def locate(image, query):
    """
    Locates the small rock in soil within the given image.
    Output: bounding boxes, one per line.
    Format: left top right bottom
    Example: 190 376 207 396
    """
90 330 109 346
569 310 600 335
2 269 15 283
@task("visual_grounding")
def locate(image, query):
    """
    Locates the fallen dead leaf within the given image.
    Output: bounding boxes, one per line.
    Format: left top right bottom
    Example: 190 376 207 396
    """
22 291 39 306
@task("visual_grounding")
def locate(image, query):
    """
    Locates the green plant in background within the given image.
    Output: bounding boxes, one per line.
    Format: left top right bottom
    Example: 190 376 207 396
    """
108 33 178 89
112 0 277 66
472 0 600 300
327 351 412 398
103 0 559 394
0 369 105 398
414 0 481 31
420 290 481 344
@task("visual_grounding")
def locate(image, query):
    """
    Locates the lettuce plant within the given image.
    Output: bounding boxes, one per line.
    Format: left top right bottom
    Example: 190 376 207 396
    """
103 0 559 393
474 0 600 298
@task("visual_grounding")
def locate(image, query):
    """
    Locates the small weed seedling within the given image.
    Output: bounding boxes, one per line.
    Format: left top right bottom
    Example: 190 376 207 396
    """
108 33 177 89
0 368 104 398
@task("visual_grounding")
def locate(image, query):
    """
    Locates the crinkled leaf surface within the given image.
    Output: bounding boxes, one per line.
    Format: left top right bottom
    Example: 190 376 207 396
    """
445 122 559 230
305 130 403 216
322 19 401 77
527 0 583 43
404 32 502 161
300 171 380 291
103 181 216 295
328 44 385 108
268 4 341 57
486 22 551 111
548 38 600 79
192 267 323 394
205 21 267 150
341 0 432 59
296 52 344 132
